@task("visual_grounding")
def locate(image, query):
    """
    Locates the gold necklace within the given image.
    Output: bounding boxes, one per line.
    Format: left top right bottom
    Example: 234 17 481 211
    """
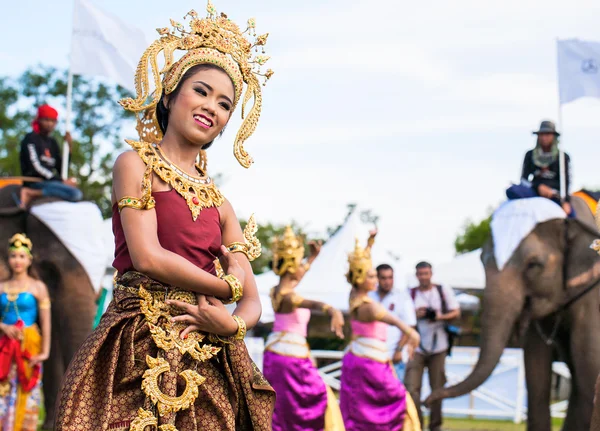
127 140 225 221
4 282 28 302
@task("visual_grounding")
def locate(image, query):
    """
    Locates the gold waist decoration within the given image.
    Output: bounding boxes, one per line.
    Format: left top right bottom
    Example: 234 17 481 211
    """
114 275 222 430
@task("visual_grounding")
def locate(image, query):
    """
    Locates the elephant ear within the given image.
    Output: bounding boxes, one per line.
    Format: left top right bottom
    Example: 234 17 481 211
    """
563 218 600 298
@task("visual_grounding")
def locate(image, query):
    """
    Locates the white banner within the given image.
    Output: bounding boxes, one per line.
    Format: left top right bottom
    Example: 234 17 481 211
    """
71 0 146 93
557 39 600 105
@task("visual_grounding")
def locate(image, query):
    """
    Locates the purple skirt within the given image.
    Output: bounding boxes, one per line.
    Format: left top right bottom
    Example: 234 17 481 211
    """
340 351 406 431
263 351 328 431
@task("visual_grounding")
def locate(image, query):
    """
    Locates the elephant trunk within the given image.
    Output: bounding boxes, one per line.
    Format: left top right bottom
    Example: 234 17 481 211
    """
427 268 525 404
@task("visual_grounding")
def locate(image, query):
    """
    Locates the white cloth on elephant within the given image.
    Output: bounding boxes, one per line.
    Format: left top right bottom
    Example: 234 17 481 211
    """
491 197 566 270
30 201 107 292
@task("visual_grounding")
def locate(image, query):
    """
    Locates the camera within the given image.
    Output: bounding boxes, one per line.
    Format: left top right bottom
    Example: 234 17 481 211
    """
423 307 437 321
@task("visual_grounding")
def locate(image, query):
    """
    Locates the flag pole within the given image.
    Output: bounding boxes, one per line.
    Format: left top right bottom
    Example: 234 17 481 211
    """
62 69 73 181
556 38 567 201
61 0 76 181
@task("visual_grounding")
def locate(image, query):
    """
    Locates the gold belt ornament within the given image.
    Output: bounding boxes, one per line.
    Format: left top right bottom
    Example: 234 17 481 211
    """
127 281 221 429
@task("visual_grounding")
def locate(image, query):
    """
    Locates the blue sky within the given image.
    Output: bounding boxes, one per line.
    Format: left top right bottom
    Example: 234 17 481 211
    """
3 0 600 271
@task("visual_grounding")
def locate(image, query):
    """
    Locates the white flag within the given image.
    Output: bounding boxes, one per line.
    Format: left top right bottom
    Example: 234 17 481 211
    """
71 0 146 93
557 39 600 105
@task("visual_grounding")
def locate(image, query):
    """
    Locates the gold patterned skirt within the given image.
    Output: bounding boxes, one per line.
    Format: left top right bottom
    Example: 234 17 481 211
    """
55 272 275 431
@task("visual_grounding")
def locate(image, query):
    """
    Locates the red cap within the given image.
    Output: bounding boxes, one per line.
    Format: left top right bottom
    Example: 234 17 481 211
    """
32 104 59 133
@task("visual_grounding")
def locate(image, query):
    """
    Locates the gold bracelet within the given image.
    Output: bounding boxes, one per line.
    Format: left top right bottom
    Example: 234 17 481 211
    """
227 242 250 260
322 304 332 314
232 315 247 340
38 298 51 310
221 274 243 304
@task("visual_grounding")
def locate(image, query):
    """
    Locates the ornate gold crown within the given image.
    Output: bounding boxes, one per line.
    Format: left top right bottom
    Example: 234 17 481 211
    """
119 0 273 168
272 226 305 276
9 233 33 256
346 237 374 285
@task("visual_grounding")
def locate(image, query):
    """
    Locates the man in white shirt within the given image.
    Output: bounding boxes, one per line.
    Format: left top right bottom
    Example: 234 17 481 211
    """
368 263 416 381
404 261 460 431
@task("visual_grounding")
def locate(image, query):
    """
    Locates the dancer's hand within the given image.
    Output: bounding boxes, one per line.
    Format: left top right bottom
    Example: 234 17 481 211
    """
0 323 22 340
399 329 420 360
329 309 345 339
168 294 237 339
392 349 403 364
308 240 322 260
218 245 246 286
29 352 49 367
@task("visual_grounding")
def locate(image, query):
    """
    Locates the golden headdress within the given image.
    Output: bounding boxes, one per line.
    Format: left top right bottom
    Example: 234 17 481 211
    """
272 226 305 276
9 233 32 257
119 0 273 168
346 236 375 286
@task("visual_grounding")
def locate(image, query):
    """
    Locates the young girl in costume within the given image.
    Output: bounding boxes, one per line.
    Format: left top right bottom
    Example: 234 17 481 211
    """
56 2 275 429
264 227 346 431
0 234 51 431
340 232 421 431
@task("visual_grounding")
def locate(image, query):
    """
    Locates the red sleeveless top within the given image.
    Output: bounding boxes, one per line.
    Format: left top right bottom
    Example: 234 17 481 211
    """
112 189 222 275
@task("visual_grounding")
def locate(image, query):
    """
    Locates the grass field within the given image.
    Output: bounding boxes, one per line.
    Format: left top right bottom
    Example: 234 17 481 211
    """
442 417 563 430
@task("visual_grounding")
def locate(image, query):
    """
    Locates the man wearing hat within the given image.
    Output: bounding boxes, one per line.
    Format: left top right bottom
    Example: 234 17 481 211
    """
19 104 82 207
506 120 573 216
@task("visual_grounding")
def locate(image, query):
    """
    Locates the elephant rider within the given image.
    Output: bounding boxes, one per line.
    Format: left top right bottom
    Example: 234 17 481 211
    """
18 104 82 208
506 120 574 217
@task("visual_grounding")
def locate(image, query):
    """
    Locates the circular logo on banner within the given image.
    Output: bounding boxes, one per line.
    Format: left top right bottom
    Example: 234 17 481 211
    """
581 58 599 74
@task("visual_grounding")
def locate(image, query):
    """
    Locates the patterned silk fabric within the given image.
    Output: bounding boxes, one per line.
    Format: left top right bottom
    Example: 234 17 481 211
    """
55 272 274 430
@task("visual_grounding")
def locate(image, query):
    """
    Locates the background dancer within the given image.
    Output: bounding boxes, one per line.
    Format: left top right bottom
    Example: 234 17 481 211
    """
264 226 345 431
0 234 51 431
340 232 421 431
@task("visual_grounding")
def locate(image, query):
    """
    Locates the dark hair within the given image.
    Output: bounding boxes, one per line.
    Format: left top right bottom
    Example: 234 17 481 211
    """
156 63 233 150
376 263 393 274
416 261 432 270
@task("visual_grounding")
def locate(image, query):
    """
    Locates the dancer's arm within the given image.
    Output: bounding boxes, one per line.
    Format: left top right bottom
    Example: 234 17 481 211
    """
219 199 262 329
359 302 420 359
284 295 345 339
113 152 231 299
30 280 51 366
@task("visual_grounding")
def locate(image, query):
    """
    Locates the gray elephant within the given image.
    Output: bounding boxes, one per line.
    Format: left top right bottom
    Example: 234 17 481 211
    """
426 196 600 431
0 185 97 429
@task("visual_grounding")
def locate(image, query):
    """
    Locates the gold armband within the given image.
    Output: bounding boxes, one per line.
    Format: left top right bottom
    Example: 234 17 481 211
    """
290 293 305 308
221 274 243 304
232 315 247 340
38 298 51 310
117 195 156 212
374 305 387 321
322 304 332 314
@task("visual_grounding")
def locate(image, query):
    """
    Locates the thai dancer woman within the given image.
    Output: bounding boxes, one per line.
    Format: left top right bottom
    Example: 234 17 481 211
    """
55 2 276 429
264 227 346 431
340 232 421 431
0 234 51 431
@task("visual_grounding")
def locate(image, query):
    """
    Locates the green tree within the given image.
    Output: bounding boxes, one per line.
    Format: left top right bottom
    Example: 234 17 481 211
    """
0 65 133 217
454 212 492 255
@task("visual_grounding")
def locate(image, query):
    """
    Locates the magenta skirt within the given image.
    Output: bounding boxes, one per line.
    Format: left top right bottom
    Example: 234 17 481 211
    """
263 351 328 431
340 351 407 431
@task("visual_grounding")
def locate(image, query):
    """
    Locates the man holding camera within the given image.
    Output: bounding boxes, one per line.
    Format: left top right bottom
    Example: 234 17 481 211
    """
404 261 460 431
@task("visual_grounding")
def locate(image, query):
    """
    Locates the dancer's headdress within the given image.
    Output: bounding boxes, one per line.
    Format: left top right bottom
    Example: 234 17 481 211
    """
272 227 305 276
8 233 33 257
346 237 374 285
119 0 273 168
